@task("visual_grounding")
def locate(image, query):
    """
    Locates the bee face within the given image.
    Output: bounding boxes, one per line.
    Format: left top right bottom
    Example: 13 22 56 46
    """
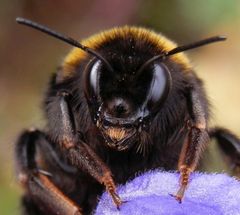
84 48 172 150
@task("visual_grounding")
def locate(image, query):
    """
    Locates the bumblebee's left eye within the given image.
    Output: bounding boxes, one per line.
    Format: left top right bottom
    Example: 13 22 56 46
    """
84 60 101 102
144 63 172 112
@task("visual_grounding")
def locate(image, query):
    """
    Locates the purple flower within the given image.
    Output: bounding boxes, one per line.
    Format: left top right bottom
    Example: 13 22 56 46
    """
95 171 240 215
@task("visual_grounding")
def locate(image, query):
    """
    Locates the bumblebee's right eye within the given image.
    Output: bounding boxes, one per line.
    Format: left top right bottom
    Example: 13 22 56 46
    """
147 63 171 107
140 62 172 114
84 60 102 103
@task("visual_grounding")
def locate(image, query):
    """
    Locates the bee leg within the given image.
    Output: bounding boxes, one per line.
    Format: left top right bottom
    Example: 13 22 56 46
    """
56 92 123 208
15 129 82 215
172 86 209 203
210 127 240 177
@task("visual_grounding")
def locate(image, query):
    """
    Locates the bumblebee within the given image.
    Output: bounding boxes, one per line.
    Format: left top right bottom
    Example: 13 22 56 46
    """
15 17 240 215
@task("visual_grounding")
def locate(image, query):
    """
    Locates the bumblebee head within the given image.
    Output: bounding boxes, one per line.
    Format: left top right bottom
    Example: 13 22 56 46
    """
83 49 172 151
80 27 225 151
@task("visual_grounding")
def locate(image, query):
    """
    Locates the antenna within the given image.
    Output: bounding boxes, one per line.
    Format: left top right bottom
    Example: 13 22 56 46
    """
138 35 226 75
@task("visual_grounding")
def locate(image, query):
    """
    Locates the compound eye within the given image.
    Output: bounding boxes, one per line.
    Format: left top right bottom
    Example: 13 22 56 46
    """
90 60 101 95
146 63 171 111
85 59 101 102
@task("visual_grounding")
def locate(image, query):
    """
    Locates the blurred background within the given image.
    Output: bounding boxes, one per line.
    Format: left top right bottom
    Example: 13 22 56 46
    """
0 0 240 214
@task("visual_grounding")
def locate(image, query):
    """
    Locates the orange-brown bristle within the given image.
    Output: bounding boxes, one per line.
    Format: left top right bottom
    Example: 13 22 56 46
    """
105 127 127 141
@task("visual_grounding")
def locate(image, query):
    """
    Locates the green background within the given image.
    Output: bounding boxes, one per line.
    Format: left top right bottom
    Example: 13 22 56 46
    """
0 1 240 214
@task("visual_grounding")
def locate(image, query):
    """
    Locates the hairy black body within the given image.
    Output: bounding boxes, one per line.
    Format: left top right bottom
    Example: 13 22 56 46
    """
15 19 240 215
